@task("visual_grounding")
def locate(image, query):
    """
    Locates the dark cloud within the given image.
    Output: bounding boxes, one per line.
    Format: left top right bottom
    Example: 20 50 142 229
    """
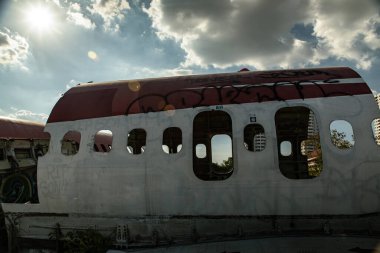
0 32 10 46
146 0 380 70
1 0 379 122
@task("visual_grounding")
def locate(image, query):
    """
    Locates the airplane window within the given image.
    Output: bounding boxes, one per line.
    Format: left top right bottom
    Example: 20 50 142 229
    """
162 127 182 154
244 124 266 152
14 148 32 159
33 135 50 157
127 129 146 155
193 110 233 181
0 140 6 160
94 130 113 153
330 120 355 149
211 134 233 175
0 144 5 160
280 141 292 156
372 119 380 146
195 144 206 158
275 107 323 179
61 131 81 156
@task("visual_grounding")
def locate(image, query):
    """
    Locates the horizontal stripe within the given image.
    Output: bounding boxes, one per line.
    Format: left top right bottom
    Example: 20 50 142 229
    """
47 67 372 123
184 78 365 89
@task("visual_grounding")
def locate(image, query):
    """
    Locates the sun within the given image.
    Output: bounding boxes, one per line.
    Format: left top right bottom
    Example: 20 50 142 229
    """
26 5 55 33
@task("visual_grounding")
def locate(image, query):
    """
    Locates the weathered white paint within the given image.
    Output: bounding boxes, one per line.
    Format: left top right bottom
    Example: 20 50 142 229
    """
2 93 380 251
3 94 380 215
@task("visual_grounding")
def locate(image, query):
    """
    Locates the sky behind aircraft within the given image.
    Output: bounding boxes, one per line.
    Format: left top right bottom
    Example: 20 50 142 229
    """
0 0 380 122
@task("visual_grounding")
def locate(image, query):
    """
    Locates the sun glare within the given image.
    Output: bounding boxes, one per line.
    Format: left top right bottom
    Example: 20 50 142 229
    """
26 6 55 33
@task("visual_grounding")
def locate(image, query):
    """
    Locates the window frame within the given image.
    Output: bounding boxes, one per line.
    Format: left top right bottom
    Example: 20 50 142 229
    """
275 106 323 179
61 130 81 156
192 110 234 181
93 130 113 153
162 127 183 154
243 123 266 152
127 128 147 155
329 120 355 150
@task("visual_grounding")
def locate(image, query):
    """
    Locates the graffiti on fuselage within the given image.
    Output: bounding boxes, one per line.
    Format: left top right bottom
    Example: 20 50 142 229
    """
125 70 354 115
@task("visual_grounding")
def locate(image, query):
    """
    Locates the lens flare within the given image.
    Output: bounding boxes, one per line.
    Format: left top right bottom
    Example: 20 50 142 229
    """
87 51 98 61
164 104 176 116
128 81 141 92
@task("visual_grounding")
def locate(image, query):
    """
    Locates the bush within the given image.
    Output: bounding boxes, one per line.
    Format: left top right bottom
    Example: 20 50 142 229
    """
62 229 112 253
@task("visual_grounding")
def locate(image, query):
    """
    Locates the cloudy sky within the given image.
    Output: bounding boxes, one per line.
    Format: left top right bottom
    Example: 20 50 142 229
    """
0 0 379 122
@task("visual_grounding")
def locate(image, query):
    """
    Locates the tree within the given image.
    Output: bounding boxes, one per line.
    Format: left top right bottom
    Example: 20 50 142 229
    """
305 130 353 177
330 129 353 149
212 157 233 174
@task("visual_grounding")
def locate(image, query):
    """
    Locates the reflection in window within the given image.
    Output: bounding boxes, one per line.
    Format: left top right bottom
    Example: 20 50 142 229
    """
244 124 266 152
61 131 81 156
193 111 233 181
94 130 113 153
330 120 354 149
162 127 182 154
372 119 380 146
275 107 323 179
127 129 146 155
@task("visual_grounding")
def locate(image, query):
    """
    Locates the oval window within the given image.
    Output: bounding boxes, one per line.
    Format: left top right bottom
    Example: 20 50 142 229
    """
280 141 292 156
162 127 182 154
193 110 233 181
330 120 354 149
195 144 206 159
127 129 146 155
244 124 266 152
372 118 380 146
94 130 113 153
275 107 323 179
61 131 81 156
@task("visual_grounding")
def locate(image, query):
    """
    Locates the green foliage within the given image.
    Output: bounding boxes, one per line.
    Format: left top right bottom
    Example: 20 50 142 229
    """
212 157 233 174
330 129 353 149
52 228 112 253
304 130 353 177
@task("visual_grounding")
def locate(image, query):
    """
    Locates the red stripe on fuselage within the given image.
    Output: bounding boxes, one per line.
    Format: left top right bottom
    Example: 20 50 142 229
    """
47 68 371 123
48 82 370 123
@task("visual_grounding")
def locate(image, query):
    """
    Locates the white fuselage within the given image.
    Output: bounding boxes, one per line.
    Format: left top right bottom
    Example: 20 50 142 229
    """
4 94 379 217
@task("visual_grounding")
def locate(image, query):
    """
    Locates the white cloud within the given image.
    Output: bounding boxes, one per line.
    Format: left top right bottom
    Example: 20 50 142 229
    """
166 67 193 76
88 0 131 31
134 66 193 77
65 79 80 90
50 0 61 7
67 3 96 30
3 107 48 123
145 0 380 70
0 28 29 68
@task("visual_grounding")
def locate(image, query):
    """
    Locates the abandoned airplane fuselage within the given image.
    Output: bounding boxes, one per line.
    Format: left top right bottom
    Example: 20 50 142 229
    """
2 67 380 252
